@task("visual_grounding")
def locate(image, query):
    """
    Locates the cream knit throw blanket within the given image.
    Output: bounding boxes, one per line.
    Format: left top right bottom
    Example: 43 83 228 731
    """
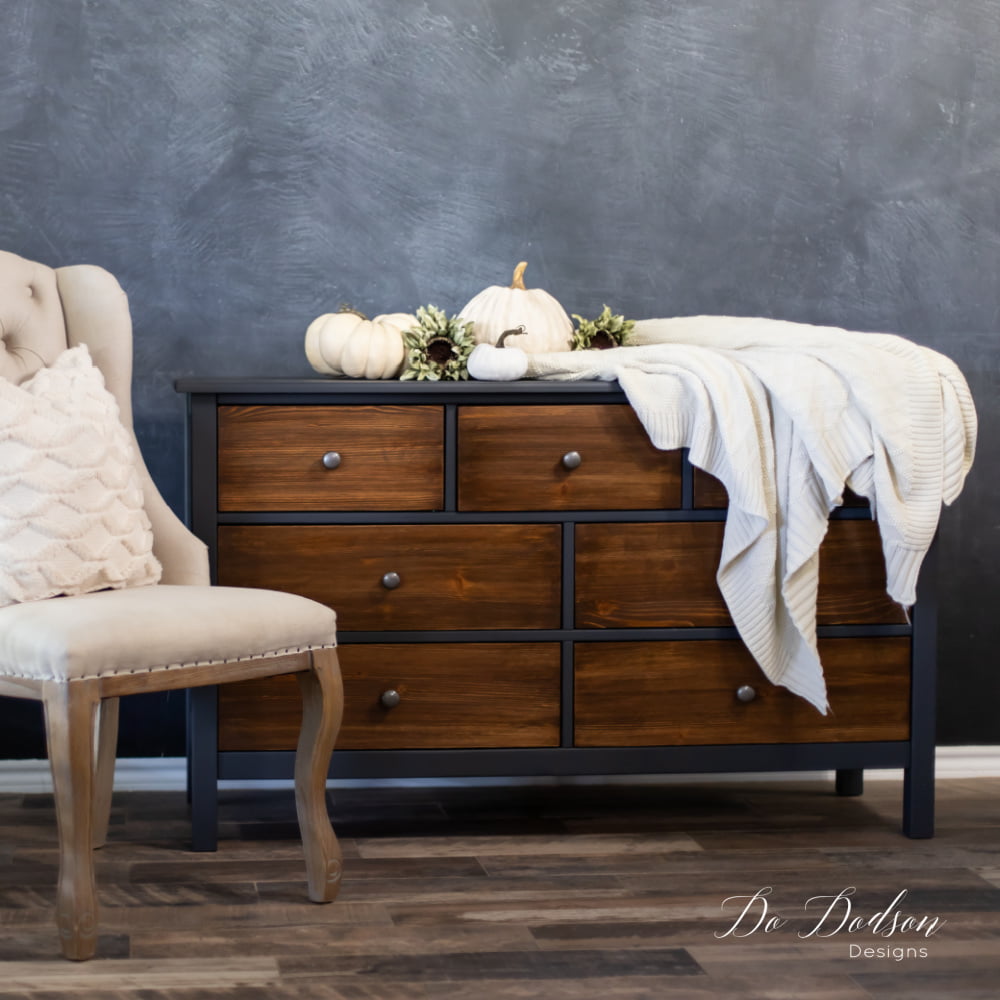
481 316 977 713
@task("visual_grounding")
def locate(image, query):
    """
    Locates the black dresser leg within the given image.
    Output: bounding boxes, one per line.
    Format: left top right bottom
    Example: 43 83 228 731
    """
903 538 938 839
188 686 220 852
903 759 935 839
835 768 864 796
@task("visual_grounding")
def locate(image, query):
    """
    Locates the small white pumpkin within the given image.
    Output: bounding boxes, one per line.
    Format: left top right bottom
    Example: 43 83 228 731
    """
459 261 573 352
305 309 416 379
467 341 529 381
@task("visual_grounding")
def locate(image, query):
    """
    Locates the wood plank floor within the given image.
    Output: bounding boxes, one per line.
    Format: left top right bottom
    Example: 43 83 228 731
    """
1 775 999 998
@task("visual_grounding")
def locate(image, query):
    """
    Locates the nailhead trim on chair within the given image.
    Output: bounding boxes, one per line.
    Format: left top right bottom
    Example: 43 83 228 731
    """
2 642 338 683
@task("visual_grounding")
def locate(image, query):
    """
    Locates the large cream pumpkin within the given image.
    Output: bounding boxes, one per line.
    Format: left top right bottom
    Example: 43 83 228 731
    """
305 310 416 379
459 262 573 353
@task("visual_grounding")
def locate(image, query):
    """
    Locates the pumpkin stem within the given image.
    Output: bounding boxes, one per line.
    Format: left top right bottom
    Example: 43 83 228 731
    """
337 304 369 320
510 261 528 290
497 326 526 348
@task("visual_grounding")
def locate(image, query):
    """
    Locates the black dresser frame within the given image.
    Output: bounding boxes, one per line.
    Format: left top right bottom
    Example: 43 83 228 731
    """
176 378 937 850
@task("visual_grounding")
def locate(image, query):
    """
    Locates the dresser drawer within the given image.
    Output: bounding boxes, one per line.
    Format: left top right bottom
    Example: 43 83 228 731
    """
457 404 682 511
218 405 444 511
218 642 562 750
575 520 907 627
692 469 871 511
218 523 561 630
574 637 911 746
691 469 729 510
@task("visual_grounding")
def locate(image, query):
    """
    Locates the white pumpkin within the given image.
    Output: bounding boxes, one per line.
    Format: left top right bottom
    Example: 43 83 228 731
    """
459 262 573 352
305 310 415 379
467 342 529 381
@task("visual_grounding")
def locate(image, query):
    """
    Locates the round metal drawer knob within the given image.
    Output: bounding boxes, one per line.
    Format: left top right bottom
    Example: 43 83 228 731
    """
381 571 402 590
736 684 757 703
380 688 401 709
561 450 582 470
321 451 342 470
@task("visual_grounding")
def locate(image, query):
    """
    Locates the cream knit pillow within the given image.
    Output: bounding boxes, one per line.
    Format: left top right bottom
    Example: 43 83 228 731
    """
0 344 161 607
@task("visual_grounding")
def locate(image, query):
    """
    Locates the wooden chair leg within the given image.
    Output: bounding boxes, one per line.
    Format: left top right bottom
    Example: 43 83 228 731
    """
294 647 344 903
92 697 119 850
42 679 101 961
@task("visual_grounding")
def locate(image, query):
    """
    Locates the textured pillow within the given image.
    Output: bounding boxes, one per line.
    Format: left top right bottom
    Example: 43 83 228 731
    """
0 344 161 607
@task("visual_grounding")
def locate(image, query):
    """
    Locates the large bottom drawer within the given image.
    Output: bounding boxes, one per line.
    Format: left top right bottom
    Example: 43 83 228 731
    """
219 642 562 750
574 637 911 746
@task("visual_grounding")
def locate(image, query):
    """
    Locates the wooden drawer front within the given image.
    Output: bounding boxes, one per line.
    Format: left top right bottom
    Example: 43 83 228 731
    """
693 469 871 511
574 637 911 746
691 469 730 509
457 405 682 511
576 522 729 627
218 405 444 511
815 519 906 623
218 643 562 750
575 520 907 627
218 524 561 630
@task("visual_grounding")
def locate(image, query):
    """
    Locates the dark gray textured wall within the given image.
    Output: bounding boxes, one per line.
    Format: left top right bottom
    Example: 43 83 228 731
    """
1 0 997 754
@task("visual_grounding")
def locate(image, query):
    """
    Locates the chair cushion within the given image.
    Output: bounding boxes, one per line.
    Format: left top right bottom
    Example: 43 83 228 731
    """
0 585 337 681
0 345 161 607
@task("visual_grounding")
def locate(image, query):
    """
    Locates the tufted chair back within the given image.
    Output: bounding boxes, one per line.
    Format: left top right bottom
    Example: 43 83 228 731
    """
1 250 344 963
0 249 209 586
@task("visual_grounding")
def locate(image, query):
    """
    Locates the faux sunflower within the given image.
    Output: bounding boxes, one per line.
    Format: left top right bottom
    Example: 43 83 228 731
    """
570 305 636 350
400 305 475 381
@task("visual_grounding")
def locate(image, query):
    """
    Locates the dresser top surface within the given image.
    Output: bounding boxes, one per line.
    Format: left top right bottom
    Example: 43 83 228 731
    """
175 376 626 400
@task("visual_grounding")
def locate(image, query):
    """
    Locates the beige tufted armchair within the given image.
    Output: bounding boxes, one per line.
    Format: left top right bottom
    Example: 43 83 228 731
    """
0 249 344 960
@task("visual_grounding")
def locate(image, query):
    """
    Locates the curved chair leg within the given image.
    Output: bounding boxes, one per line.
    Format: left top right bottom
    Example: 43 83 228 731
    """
294 647 344 903
92 697 120 850
42 679 101 961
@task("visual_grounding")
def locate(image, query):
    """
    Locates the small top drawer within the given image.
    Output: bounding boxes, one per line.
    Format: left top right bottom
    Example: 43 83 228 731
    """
217 405 444 511
693 469 872 512
457 404 683 511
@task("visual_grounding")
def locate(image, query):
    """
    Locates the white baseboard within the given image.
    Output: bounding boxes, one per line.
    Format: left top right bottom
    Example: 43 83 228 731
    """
1 747 999 795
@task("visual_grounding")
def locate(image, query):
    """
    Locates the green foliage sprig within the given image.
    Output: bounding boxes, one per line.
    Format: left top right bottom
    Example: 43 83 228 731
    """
570 305 636 350
400 305 475 381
